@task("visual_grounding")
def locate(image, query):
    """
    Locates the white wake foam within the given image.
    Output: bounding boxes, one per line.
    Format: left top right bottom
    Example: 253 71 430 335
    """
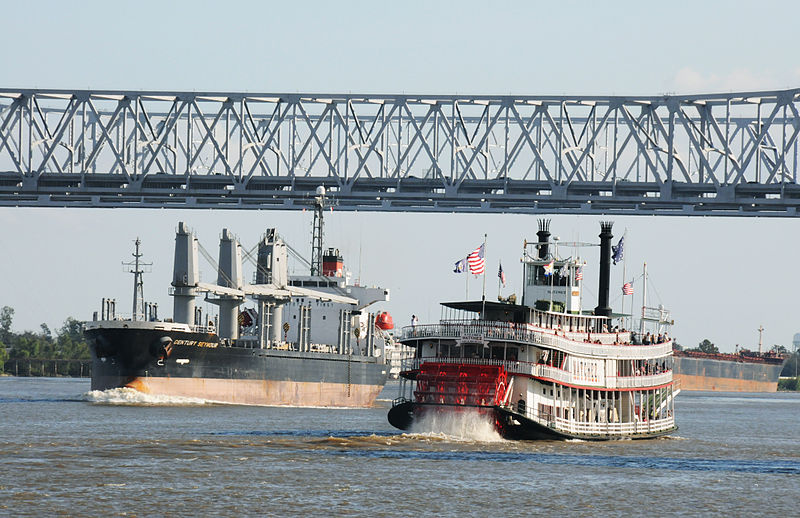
83 387 211 406
409 409 503 442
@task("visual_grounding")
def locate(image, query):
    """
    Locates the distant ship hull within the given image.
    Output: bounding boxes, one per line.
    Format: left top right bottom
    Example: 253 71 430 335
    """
673 353 786 392
87 323 387 407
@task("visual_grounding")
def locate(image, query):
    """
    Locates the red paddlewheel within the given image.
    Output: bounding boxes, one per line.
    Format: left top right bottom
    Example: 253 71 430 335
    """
413 362 508 407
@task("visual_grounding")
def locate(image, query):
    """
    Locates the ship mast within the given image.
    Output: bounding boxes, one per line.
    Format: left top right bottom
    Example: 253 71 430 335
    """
640 262 647 335
123 238 151 321
758 324 764 353
310 187 326 276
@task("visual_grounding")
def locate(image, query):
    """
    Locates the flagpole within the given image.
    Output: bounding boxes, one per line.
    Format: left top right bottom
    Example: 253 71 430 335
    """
497 262 501 298
465 262 469 299
640 261 647 335
579 260 584 314
621 229 628 329
481 233 487 319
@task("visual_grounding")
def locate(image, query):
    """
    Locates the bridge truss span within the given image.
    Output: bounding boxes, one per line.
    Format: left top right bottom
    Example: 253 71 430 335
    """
1 87 800 215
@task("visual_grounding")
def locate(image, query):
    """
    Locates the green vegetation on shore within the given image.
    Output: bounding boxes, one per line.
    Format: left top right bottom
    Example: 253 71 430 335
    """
0 306 89 375
778 377 800 391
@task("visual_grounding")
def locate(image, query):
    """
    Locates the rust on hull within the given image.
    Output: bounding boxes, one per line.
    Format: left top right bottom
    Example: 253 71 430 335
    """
672 353 786 393
95 375 384 407
673 374 778 393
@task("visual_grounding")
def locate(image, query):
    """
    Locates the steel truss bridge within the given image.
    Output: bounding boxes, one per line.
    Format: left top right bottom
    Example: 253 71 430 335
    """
2 87 800 216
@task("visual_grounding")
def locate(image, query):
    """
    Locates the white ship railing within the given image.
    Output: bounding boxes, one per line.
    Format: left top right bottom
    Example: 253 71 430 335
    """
401 322 672 360
510 405 675 436
404 356 535 376
405 356 575 384
552 415 675 436
403 319 630 344
613 372 673 389
191 324 217 334
406 356 673 389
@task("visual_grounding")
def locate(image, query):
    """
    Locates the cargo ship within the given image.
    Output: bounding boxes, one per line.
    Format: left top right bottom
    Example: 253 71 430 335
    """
672 344 787 392
85 189 392 407
388 221 678 440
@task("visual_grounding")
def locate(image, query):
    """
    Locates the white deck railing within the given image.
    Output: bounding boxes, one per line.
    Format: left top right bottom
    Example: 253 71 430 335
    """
512 405 676 436
613 371 673 389
406 356 673 389
552 415 675 436
402 321 672 360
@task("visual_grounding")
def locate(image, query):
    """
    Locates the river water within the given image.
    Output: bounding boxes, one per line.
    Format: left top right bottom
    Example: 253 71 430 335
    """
1 377 798 516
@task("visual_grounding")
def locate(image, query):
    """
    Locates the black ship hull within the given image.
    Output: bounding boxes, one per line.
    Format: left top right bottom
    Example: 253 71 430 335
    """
86 325 388 407
388 401 677 441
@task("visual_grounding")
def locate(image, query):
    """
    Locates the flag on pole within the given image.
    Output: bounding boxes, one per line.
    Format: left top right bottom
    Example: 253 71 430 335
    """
575 265 583 281
543 260 554 276
558 261 570 279
622 281 634 295
453 258 467 273
498 262 506 287
612 237 624 265
467 244 485 275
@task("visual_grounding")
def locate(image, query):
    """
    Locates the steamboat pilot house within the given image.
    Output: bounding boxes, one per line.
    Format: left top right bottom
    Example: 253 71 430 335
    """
389 220 678 440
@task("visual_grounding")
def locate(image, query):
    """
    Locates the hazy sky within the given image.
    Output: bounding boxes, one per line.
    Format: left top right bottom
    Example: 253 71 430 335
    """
1 1 799 352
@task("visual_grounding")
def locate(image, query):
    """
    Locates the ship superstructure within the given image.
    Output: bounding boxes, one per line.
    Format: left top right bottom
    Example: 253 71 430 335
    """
388 220 678 440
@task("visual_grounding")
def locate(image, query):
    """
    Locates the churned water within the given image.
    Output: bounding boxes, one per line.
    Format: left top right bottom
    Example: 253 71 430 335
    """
409 408 503 442
1 377 798 516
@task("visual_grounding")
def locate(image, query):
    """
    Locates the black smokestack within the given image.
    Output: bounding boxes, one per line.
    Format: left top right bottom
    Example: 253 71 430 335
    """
594 221 613 318
536 219 551 260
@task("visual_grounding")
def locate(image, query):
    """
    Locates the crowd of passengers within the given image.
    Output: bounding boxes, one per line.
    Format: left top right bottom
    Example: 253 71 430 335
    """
572 329 672 346
630 332 669 345
630 360 670 376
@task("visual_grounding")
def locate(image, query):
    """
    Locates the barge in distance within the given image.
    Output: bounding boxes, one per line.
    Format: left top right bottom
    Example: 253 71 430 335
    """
673 346 787 392
85 191 392 407
388 221 678 440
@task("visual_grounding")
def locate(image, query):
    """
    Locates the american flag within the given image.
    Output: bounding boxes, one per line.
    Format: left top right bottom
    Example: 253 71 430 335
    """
498 262 506 287
543 260 554 276
622 281 634 295
575 266 583 281
467 244 485 275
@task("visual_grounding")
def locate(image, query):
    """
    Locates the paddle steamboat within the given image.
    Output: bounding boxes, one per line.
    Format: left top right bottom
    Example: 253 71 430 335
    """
388 221 678 440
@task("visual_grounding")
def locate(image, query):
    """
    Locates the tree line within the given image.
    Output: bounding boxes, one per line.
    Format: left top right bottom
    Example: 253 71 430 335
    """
0 306 90 375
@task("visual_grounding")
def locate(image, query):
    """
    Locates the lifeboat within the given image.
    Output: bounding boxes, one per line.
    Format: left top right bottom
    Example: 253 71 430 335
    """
375 311 394 330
